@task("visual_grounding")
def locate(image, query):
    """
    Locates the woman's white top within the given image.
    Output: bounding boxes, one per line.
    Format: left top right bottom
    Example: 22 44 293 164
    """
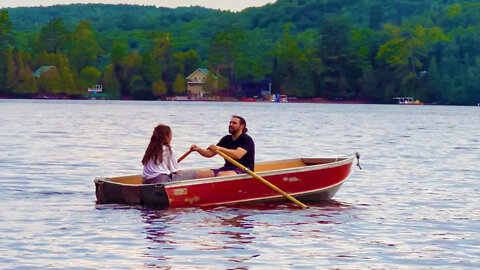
142 145 179 179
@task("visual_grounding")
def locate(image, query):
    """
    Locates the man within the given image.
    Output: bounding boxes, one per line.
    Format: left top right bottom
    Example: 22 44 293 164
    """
191 115 255 177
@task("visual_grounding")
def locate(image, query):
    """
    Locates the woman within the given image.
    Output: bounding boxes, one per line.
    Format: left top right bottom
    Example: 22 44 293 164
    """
142 124 197 184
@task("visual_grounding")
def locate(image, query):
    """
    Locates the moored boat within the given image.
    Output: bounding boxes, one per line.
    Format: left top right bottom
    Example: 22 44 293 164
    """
94 153 360 208
393 97 423 105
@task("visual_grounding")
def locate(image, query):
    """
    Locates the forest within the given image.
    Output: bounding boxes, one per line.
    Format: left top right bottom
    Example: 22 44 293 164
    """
1 0 480 105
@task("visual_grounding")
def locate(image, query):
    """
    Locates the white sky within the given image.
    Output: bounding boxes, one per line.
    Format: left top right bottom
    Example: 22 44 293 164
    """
0 0 275 11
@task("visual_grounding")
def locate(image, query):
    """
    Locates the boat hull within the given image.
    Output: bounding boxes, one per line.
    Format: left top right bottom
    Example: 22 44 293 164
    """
95 155 355 207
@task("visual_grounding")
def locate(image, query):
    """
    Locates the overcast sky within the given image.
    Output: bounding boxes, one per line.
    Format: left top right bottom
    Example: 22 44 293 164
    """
0 0 275 11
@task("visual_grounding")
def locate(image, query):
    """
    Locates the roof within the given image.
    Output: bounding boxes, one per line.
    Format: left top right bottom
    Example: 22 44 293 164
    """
199 68 209 75
34 65 56 77
186 68 218 80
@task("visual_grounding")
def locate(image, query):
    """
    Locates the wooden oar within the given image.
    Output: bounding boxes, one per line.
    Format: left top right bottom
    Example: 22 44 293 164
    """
177 150 193 163
214 149 307 208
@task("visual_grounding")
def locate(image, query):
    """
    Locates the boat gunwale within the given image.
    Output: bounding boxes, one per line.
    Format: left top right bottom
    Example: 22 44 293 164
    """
94 154 355 187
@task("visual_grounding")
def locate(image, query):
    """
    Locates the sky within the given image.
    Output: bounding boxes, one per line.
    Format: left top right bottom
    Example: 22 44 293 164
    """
0 0 276 11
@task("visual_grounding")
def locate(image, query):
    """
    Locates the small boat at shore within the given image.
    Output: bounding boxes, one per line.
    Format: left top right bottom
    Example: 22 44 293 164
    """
393 97 423 105
94 153 360 208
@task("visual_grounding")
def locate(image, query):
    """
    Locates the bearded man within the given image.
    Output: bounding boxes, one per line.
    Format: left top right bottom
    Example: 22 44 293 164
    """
191 115 255 177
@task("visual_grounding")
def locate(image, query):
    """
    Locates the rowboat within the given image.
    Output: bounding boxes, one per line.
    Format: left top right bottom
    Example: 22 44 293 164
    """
94 153 360 208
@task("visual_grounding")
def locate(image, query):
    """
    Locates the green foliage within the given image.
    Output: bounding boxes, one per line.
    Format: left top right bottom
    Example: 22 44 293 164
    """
173 50 200 77
0 11 14 50
80 66 101 88
0 11 15 93
207 28 246 91
68 21 101 71
315 16 360 99
35 51 76 95
110 40 128 65
152 79 167 96
103 64 121 99
1 1 480 104
130 74 149 99
6 50 38 95
38 66 61 94
35 18 67 54
271 24 316 97
173 73 186 95
142 33 170 85
15 68 38 95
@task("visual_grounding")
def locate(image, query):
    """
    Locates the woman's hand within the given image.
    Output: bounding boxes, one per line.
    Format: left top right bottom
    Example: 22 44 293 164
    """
190 144 199 152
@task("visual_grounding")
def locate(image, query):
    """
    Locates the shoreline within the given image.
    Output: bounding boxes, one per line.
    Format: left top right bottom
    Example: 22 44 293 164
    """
1 95 467 105
0 95 368 104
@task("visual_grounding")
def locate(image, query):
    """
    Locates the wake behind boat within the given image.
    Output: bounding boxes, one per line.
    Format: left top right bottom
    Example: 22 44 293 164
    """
94 153 360 208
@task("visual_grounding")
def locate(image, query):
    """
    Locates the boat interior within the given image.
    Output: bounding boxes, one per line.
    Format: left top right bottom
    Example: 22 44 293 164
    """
99 157 346 185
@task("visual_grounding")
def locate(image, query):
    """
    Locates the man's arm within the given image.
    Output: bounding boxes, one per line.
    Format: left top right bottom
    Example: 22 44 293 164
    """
208 145 247 160
190 144 216 158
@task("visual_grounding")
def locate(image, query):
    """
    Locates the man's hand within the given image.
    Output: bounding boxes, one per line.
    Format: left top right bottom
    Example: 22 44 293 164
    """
207 144 217 152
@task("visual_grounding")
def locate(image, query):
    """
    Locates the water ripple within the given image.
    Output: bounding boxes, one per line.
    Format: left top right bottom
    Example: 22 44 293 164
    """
0 100 479 268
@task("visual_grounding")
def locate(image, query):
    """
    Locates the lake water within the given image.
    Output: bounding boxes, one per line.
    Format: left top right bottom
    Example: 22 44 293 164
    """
0 99 479 269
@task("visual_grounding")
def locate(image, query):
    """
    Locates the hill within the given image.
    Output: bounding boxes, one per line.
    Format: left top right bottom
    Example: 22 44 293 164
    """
1 1 479 104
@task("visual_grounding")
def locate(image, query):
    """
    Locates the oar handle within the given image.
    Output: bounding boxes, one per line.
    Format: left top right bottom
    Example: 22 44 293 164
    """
177 150 193 163
215 149 307 208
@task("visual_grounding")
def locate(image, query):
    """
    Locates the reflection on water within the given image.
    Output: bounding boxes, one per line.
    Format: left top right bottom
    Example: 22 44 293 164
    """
0 100 479 268
136 201 358 268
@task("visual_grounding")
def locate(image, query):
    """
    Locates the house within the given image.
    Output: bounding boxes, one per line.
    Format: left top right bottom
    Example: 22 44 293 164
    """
186 68 217 97
34 66 57 78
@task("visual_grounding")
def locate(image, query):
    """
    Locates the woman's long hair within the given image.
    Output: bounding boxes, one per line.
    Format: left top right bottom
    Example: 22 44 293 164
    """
142 124 172 165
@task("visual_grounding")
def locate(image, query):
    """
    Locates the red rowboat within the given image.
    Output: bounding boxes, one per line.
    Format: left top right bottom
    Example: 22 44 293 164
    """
94 153 360 207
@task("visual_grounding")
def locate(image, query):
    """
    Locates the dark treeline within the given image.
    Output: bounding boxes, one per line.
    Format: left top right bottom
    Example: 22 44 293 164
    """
1 0 480 104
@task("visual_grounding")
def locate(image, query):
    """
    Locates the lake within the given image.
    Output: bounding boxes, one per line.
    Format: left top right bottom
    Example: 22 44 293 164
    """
0 99 479 269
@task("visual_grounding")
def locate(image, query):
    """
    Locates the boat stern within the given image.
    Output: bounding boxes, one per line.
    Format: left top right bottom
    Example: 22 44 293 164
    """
94 177 170 207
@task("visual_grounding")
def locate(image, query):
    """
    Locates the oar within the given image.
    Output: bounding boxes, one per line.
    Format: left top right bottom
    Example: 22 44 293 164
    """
214 149 307 208
177 150 193 163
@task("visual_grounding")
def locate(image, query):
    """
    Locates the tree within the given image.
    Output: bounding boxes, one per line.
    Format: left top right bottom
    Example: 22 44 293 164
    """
203 71 228 94
142 33 171 89
103 64 121 99
377 23 449 99
0 11 14 50
271 24 315 97
14 67 38 95
173 73 186 95
152 79 167 96
130 74 149 99
425 57 441 103
35 18 68 54
110 40 128 65
56 54 76 96
0 11 15 94
38 67 61 95
7 50 38 96
369 4 383 30
207 29 246 92
68 21 101 71
35 51 76 95
172 49 200 77
315 16 356 99
80 66 101 90
120 50 142 96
